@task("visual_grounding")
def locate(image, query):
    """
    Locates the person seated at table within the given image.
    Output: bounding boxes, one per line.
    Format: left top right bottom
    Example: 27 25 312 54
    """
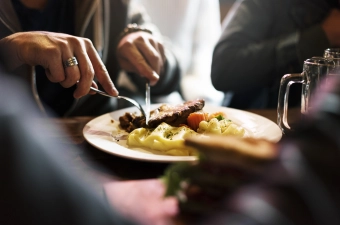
0 64 178 225
0 0 180 117
161 74 340 224
2 51 340 225
130 0 224 105
211 0 340 109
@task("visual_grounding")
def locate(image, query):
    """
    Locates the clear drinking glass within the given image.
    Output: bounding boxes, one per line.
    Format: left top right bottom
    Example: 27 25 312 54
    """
277 57 335 134
324 48 340 75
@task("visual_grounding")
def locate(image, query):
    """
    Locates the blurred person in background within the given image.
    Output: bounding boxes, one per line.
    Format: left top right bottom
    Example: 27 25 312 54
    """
0 0 180 117
3 56 340 225
0 62 178 225
161 73 340 224
211 0 340 109
131 0 224 105
4 53 340 225
4 22 340 224
183 74 340 224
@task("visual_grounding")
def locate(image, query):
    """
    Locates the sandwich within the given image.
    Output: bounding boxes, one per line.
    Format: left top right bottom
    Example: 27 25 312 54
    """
162 135 277 213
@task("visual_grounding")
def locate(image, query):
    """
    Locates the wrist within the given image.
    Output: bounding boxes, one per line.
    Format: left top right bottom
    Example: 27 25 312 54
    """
117 23 152 43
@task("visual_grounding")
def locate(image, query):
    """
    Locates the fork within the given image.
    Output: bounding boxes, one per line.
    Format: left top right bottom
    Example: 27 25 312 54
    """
90 87 146 117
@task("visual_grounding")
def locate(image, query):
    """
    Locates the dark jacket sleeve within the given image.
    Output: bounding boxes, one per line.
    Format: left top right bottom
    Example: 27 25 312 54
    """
197 76 340 225
211 0 331 94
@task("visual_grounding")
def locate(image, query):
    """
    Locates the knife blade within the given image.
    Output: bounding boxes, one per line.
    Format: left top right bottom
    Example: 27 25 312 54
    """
145 81 151 125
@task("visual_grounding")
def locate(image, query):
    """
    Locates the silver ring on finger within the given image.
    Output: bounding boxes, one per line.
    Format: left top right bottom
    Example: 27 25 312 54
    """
64 57 78 68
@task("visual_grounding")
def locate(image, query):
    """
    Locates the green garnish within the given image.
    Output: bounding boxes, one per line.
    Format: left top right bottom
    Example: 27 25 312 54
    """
215 114 225 121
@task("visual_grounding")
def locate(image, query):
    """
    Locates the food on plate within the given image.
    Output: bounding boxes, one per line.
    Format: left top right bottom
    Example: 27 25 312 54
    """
118 99 246 156
119 99 205 132
162 135 277 213
186 111 245 136
186 112 207 131
127 122 198 156
197 117 245 136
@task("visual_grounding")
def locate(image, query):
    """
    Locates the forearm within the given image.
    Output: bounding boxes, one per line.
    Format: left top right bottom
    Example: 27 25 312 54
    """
211 32 299 93
211 0 333 94
211 0 283 93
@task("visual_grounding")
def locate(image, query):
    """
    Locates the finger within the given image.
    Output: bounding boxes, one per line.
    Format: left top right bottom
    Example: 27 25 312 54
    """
38 38 79 88
86 43 118 96
45 67 65 83
92 80 98 88
118 58 139 75
60 56 81 88
135 39 163 75
148 39 166 74
149 39 166 66
72 46 94 98
88 80 98 95
119 43 159 85
119 57 160 87
157 43 166 74
40 50 66 83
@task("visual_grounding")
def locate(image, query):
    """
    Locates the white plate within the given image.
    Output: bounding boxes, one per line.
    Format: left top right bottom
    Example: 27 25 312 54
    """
83 104 282 162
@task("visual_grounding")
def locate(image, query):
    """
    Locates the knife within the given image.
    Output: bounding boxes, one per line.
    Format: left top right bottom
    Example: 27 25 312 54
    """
145 80 151 125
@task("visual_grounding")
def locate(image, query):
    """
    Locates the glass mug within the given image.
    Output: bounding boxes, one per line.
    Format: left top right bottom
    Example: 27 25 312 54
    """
324 48 340 74
277 57 335 133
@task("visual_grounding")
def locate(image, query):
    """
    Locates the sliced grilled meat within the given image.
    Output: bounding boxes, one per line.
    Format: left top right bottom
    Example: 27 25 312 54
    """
119 99 205 132
119 112 144 133
148 99 205 128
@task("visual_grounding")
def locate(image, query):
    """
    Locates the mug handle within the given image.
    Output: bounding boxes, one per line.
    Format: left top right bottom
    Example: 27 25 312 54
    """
277 73 304 134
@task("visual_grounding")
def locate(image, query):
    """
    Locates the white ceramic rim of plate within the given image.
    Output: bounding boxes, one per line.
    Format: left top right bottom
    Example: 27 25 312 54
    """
83 104 282 162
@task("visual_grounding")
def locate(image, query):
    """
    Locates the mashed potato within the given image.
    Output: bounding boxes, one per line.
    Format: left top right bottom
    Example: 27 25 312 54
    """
126 114 246 156
197 118 245 137
127 122 198 156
